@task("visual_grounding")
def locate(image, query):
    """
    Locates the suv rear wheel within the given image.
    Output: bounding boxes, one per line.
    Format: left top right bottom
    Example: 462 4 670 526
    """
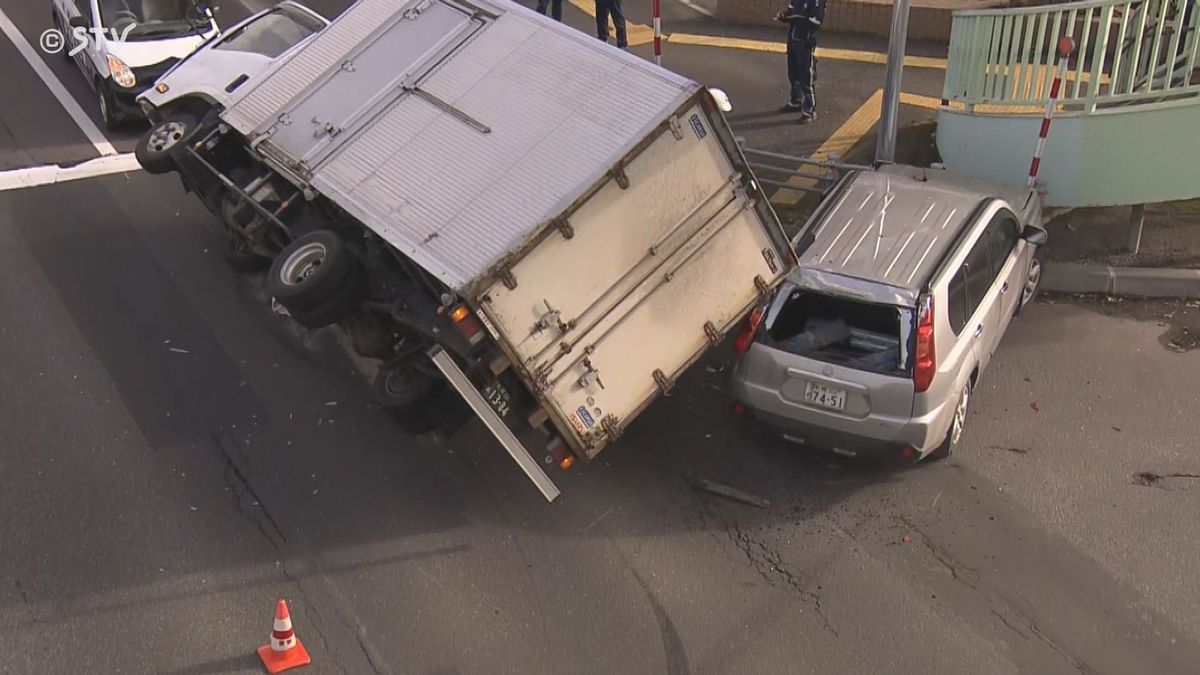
929 381 970 461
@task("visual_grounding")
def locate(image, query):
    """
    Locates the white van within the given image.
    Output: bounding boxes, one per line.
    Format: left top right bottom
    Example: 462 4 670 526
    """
51 0 220 129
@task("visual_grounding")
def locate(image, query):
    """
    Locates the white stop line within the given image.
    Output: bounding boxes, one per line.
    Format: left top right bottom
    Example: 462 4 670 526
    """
0 154 141 192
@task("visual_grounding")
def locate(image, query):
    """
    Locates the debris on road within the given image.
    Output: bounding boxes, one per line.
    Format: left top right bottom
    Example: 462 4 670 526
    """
168 347 191 354
901 532 911 544
1030 401 1040 413
695 479 770 509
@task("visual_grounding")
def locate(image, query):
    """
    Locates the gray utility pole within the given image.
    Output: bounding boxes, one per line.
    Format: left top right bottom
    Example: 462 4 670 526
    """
876 0 912 164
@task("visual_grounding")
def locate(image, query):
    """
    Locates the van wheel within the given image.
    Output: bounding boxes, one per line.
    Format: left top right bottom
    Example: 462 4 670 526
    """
929 382 970 461
268 231 356 312
136 111 199 174
97 81 123 131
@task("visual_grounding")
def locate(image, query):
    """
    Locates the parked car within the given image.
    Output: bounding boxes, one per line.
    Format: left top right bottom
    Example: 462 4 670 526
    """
51 0 219 129
730 164 1047 462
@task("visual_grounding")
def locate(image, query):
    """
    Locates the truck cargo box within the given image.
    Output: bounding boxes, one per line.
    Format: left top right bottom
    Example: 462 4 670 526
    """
217 0 793 457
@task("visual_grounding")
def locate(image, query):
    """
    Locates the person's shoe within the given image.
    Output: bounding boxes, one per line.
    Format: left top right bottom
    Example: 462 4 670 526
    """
799 112 817 124
778 102 803 113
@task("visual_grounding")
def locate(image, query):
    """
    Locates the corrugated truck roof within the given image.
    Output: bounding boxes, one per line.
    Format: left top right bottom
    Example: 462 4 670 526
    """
221 0 700 291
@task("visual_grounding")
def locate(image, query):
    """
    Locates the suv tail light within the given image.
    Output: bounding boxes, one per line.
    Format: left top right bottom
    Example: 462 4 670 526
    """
914 295 936 393
732 305 766 357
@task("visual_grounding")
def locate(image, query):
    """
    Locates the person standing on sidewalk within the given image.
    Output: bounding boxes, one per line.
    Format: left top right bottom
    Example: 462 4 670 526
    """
536 0 564 21
776 0 826 123
595 0 629 49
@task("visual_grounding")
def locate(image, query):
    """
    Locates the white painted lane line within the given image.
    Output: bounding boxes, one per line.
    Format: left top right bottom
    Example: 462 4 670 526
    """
675 0 715 18
0 153 140 192
0 7 117 157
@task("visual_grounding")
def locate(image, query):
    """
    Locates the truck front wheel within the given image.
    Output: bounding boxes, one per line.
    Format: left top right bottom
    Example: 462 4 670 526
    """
136 111 199 174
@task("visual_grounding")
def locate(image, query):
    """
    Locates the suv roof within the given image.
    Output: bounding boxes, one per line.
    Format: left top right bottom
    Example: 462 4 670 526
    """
795 165 1028 300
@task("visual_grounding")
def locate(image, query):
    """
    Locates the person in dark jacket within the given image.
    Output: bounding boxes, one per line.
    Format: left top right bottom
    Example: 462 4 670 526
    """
595 0 628 49
776 0 827 122
536 0 564 21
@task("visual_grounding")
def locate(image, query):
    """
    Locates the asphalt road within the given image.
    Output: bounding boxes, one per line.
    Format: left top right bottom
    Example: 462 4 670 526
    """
2 1 1199 674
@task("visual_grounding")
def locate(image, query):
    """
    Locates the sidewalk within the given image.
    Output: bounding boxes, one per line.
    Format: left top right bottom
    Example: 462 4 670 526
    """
1040 203 1200 299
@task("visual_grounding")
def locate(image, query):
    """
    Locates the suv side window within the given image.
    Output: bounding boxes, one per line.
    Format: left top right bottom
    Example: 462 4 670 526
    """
963 232 994 321
947 268 969 334
75 0 93 23
985 212 1021 278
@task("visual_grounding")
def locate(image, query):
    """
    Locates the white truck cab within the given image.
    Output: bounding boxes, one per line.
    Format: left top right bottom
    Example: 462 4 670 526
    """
138 1 329 117
52 0 220 129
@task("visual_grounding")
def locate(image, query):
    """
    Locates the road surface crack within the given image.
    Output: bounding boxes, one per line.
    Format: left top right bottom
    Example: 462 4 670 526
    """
209 431 288 549
1133 471 1200 490
728 523 839 638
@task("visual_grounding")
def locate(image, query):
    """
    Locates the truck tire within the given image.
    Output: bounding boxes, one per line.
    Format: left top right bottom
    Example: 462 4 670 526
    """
268 231 356 312
136 111 200 174
285 262 366 329
371 361 439 409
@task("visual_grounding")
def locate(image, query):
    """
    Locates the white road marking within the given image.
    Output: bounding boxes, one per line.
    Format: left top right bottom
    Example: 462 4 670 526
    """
676 0 715 18
0 153 141 192
0 6 117 157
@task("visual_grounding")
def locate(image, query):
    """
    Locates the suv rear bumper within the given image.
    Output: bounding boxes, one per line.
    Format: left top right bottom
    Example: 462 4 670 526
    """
731 372 953 456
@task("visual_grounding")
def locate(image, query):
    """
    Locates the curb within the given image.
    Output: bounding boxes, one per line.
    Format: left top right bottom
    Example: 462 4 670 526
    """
1041 262 1200 299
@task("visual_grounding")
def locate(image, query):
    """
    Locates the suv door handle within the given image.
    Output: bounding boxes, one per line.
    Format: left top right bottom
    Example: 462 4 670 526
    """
974 324 984 338
1000 282 1009 293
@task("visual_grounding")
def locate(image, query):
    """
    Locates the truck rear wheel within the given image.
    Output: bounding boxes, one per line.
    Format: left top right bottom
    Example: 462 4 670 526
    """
268 231 357 311
372 361 439 409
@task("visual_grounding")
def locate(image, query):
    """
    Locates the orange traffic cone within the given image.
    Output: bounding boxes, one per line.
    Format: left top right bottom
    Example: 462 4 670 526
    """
257 598 312 674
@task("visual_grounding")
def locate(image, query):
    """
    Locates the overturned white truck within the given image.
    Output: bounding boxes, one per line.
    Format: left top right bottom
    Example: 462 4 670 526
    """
136 0 792 500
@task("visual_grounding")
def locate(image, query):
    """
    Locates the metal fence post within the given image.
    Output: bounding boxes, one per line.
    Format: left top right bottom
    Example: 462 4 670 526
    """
877 0 912 163
1127 204 1146 254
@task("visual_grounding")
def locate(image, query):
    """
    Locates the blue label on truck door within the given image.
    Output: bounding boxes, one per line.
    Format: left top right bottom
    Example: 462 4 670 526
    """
576 406 596 429
689 114 707 141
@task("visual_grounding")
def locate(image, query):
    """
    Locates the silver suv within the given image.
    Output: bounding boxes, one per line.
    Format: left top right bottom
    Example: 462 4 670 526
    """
730 165 1046 461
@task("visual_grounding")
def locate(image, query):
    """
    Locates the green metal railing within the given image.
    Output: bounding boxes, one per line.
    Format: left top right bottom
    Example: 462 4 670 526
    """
943 0 1200 111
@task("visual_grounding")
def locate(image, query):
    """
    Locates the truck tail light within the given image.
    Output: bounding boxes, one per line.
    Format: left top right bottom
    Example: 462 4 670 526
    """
732 305 766 357
548 437 575 470
449 304 485 345
914 296 936 393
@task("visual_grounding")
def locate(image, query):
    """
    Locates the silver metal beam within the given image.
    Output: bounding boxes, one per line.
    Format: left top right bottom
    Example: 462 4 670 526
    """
877 0 912 163
426 346 561 502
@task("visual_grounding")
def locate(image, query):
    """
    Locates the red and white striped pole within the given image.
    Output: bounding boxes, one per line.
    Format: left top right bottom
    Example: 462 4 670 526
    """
1027 36 1076 188
653 0 662 66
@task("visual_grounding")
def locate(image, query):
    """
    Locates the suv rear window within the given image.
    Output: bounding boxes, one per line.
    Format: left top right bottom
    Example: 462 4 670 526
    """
763 289 914 376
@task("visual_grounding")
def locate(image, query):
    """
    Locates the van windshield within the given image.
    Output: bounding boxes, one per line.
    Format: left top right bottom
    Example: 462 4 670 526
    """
98 0 209 40
763 288 914 376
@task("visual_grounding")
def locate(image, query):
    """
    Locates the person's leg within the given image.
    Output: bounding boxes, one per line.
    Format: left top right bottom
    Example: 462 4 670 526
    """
798 45 816 119
551 0 563 21
610 0 628 48
535 0 549 15
783 41 803 110
595 0 610 42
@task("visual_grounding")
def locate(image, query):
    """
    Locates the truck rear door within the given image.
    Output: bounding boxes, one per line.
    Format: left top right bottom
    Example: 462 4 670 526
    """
476 96 793 458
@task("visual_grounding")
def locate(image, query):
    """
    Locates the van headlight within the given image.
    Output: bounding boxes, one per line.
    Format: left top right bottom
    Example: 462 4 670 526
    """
107 55 136 88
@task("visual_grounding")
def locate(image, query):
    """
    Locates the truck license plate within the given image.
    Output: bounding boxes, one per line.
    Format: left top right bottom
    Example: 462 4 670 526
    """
804 381 847 411
483 382 512 419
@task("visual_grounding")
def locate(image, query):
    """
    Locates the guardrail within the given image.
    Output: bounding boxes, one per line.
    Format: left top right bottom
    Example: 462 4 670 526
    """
739 146 870 197
943 0 1200 111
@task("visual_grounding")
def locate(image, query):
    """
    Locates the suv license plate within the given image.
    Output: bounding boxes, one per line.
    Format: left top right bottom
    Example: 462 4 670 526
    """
804 381 847 411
